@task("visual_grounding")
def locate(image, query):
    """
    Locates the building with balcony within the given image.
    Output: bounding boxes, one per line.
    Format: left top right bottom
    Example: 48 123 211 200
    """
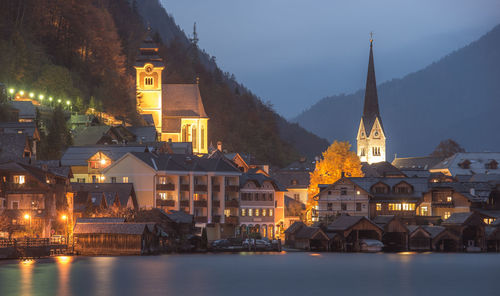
101 151 241 228
238 172 285 239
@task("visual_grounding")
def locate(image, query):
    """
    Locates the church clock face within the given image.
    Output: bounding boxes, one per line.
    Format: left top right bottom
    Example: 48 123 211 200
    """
145 66 153 73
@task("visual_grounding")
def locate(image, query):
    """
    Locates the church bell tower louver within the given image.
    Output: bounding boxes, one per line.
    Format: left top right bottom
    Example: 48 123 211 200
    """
356 35 386 164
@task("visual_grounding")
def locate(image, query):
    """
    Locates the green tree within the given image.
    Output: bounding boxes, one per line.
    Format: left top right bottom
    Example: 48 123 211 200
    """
40 105 72 159
431 139 465 158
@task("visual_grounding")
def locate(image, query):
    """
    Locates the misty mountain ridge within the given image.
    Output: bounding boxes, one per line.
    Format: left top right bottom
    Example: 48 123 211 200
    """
293 24 500 159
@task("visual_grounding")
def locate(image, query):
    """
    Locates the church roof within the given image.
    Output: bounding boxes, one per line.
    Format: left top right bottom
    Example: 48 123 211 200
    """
361 40 384 136
161 84 208 133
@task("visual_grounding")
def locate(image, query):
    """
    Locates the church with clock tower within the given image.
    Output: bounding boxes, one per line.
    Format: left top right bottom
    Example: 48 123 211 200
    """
356 38 386 164
135 29 209 154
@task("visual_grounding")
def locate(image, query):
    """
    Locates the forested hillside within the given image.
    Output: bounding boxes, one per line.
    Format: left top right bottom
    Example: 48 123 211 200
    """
293 24 500 158
0 0 328 166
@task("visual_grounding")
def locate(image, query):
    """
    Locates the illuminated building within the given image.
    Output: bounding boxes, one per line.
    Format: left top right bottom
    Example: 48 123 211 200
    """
356 37 386 164
135 29 208 154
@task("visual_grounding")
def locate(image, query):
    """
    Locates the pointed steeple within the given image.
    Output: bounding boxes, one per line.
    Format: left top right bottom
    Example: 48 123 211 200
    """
362 36 382 134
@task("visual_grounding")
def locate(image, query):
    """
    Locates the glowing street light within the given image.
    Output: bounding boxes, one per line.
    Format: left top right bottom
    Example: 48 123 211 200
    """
19 90 25 96
29 92 34 98
24 214 30 220
61 215 67 221
9 88 14 94
49 97 53 102
57 99 61 103
39 95 44 100
66 100 71 106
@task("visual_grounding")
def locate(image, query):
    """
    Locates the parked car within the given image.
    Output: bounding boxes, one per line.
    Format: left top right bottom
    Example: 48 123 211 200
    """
211 239 230 249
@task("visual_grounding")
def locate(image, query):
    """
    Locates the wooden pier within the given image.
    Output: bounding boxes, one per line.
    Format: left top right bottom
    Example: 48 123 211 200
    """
0 238 71 259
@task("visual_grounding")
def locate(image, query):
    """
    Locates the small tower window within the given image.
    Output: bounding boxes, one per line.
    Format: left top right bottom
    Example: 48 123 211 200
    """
372 147 381 156
360 148 366 156
145 77 154 86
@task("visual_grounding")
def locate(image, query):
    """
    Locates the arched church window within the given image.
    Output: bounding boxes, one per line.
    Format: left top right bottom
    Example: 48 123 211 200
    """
192 126 197 149
201 126 205 149
360 148 366 156
144 77 154 86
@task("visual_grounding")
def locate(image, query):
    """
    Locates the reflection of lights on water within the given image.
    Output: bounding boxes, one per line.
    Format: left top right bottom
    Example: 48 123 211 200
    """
398 252 416 255
20 259 34 265
56 256 72 264
309 253 322 257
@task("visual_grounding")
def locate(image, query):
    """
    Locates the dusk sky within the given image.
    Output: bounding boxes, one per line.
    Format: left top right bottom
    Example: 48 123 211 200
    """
162 0 500 118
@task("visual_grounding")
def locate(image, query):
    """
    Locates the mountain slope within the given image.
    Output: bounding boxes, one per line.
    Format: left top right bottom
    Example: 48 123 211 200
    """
135 0 329 162
293 24 500 158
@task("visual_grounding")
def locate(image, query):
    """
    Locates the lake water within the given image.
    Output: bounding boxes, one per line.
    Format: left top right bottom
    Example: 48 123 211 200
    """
0 252 498 296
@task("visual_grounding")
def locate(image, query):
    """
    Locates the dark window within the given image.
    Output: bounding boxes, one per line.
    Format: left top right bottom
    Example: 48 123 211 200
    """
395 186 411 194
12 201 19 209
327 203 332 211
111 177 116 183
356 203 362 211
341 203 347 211
340 188 347 195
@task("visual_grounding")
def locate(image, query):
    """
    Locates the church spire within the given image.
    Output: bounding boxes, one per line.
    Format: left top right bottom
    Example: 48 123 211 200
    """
362 33 381 129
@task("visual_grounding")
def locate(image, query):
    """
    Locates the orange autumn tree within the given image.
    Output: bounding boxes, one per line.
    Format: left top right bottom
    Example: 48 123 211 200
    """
306 141 364 222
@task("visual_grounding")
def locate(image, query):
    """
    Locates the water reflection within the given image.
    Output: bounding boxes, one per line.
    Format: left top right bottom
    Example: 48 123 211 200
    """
56 256 73 296
91 257 116 296
20 259 34 296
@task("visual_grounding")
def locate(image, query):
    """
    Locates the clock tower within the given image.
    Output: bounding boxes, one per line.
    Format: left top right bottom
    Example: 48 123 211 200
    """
356 37 386 164
134 28 164 134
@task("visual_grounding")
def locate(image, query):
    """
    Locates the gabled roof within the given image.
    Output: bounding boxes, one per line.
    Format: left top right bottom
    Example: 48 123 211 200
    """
294 227 327 240
272 170 310 189
161 84 208 133
430 152 500 176
442 212 474 225
76 217 125 223
0 133 30 162
73 222 154 235
61 145 148 166
127 126 157 143
240 172 286 191
327 216 377 232
165 210 193 224
347 176 429 200
71 183 138 210
0 161 58 187
361 162 406 178
421 226 447 238
0 121 38 139
73 125 112 146
392 156 445 171
284 221 306 234
372 215 396 226
11 101 36 119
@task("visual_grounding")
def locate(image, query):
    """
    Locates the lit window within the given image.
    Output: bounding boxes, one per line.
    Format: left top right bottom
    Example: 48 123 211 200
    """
123 177 129 183
262 209 267 216
444 212 451 220
255 209 260 216
269 209 273 216
241 209 246 216
447 196 452 202
376 203 382 211
159 192 167 200
145 77 154 86
14 175 25 184
224 209 230 217
421 206 428 216
159 176 167 184
484 218 495 225
248 209 253 216
388 203 402 211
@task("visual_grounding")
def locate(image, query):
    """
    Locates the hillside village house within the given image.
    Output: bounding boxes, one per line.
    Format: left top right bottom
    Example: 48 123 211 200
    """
317 177 370 220
272 158 312 206
101 152 241 227
430 152 500 176
0 162 71 238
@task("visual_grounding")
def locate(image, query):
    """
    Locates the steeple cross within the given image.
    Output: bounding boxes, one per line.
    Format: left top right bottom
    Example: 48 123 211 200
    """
370 31 374 43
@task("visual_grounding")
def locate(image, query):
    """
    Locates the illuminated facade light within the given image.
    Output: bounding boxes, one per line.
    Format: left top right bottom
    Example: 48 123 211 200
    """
100 159 106 165
24 214 30 220
61 215 67 220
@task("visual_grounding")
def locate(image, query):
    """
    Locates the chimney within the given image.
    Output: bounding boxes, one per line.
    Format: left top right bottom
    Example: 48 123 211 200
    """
217 141 222 152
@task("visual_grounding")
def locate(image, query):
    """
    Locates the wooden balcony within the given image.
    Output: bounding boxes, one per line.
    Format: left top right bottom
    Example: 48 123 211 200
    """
194 216 208 223
180 184 190 191
194 184 207 192
225 216 238 225
194 200 208 207
212 200 220 208
156 184 175 191
180 200 190 207
225 185 240 192
225 199 239 208
156 199 175 207
212 184 220 192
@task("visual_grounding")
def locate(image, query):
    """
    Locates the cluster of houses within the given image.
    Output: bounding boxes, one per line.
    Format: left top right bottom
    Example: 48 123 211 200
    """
1 32 499 256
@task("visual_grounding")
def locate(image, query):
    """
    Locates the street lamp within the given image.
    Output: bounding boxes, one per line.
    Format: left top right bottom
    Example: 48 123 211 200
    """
24 214 31 238
9 88 14 94
39 94 44 100
61 214 68 245
29 92 34 98
19 90 24 96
